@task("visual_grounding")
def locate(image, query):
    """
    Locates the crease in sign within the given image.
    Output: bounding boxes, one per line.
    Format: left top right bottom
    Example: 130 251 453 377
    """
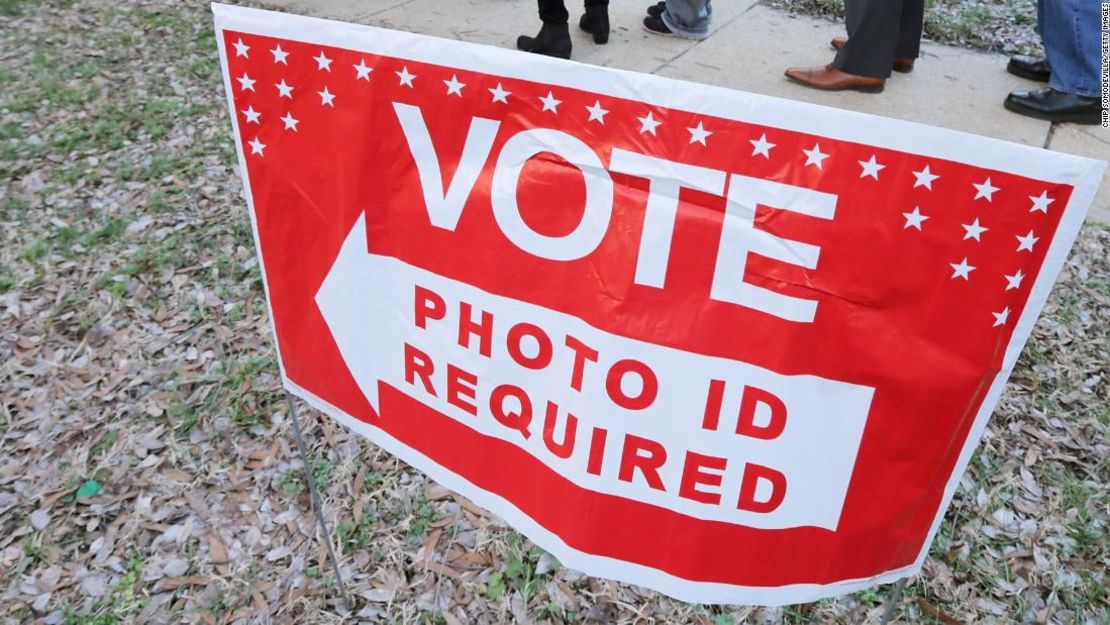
316 213 876 531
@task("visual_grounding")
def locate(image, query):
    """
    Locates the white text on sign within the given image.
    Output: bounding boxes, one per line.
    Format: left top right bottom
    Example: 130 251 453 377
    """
394 103 838 323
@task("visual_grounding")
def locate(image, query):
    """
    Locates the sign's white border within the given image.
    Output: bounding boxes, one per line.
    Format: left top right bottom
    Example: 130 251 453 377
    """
212 1 1105 606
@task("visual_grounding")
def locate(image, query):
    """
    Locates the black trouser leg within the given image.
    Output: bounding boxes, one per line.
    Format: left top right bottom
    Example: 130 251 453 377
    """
540 0 607 25
895 0 924 60
834 0 902 79
538 0 569 24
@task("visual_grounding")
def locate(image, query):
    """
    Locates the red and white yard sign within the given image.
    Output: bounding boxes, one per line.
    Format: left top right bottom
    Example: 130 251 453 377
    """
213 3 1104 605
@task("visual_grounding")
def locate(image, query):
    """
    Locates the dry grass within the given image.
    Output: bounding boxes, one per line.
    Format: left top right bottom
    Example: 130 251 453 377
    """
0 1 1106 623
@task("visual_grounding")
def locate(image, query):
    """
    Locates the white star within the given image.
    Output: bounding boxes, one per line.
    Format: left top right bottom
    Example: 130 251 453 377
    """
992 307 1010 327
961 218 989 241
314 51 333 71
317 86 335 107
248 137 266 156
902 207 929 230
973 177 999 201
687 121 711 146
1029 191 1054 213
802 143 829 169
912 165 939 190
859 155 885 180
539 91 561 113
444 75 465 96
233 38 250 58
488 82 510 103
637 111 661 135
236 73 256 92
585 100 609 124
242 106 260 124
1015 230 1039 252
1004 269 1025 290
396 66 416 88
275 79 294 99
750 133 775 159
270 44 289 65
280 112 299 131
354 59 373 81
949 258 976 280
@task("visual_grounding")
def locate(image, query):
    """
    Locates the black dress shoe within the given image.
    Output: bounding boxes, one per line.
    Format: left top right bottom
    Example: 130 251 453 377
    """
1004 88 1100 124
1007 55 1051 82
579 5 610 44
517 22 571 59
647 1 665 17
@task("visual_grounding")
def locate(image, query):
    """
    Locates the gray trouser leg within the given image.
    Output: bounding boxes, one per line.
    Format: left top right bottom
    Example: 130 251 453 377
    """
834 0 924 79
661 0 713 39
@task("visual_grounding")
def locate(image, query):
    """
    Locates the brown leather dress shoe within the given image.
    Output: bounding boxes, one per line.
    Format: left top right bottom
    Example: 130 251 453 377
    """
830 36 916 73
784 64 885 93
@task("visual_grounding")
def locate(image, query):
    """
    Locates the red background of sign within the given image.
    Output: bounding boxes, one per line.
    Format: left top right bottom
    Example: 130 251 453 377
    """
223 30 1070 585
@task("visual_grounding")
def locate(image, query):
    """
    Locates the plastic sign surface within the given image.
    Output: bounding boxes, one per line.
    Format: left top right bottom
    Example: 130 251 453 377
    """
213 3 1104 605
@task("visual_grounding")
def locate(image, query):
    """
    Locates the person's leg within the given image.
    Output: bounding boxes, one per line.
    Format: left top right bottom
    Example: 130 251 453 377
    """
519 0 572 58
538 0 569 24
658 0 713 39
1041 0 1099 97
1007 0 1051 81
894 0 923 60
579 0 610 44
1003 0 1099 123
834 0 902 79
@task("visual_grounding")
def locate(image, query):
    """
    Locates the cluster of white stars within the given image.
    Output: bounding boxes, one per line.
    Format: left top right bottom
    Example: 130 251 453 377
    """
386 66 722 145
233 38 381 157
894 158 1055 328
750 137 896 181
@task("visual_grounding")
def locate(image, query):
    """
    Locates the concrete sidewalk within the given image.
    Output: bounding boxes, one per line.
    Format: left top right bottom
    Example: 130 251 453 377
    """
256 0 1109 224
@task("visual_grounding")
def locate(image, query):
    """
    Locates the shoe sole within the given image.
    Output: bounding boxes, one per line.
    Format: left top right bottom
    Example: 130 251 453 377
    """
517 45 572 59
641 22 708 40
852 83 885 94
1003 98 1100 124
785 74 885 93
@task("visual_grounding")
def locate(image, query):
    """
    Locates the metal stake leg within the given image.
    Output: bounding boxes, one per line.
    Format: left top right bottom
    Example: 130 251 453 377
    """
879 578 907 625
285 391 353 613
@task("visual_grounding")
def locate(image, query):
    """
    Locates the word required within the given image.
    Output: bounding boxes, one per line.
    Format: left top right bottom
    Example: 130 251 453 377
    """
403 284 790 513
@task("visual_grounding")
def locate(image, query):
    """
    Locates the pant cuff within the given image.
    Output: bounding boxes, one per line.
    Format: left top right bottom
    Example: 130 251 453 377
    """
660 12 709 39
1049 78 1100 99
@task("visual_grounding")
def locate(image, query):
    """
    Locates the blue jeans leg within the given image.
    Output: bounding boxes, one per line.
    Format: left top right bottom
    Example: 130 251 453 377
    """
1040 0 1100 97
